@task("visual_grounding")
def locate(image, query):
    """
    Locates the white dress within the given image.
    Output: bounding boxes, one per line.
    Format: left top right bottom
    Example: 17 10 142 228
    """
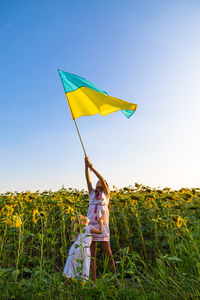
87 189 110 241
63 225 92 280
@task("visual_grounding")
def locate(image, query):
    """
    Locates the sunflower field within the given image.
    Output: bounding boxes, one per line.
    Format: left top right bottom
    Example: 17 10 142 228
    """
0 184 200 299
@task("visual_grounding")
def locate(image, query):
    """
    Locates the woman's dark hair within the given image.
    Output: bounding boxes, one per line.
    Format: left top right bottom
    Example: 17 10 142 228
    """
95 179 109 193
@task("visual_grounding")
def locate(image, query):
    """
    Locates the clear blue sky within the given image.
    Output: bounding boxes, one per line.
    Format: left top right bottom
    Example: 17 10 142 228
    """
1 0 200 192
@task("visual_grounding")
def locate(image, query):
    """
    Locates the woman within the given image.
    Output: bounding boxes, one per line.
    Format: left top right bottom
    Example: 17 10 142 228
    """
85 156 117 283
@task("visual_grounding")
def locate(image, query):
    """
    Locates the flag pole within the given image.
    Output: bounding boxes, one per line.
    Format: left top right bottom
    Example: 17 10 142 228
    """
58 69 87 157
66 94 87 157
73 118 87 157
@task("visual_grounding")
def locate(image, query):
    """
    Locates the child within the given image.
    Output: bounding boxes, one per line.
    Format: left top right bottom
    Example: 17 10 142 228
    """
85 156 117 283
63 215 103 281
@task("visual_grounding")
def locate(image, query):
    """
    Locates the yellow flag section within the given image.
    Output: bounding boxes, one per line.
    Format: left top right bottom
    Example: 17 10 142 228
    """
66 86 137 119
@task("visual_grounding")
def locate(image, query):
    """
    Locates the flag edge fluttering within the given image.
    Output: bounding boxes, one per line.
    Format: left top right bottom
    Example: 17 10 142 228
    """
58 69 137 120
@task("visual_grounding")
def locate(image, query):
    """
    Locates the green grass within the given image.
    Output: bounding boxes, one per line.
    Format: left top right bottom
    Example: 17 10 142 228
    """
0 184 200 299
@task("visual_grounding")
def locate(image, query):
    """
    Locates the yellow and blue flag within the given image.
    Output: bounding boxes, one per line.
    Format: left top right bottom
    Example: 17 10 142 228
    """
58 70 137 119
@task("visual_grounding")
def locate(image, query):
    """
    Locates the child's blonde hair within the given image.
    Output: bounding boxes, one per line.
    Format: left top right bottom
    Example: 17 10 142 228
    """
71 215 81 241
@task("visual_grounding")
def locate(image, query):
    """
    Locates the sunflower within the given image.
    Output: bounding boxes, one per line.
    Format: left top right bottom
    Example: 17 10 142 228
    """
177 216 183 228
12 214 22 228
33 208 39 224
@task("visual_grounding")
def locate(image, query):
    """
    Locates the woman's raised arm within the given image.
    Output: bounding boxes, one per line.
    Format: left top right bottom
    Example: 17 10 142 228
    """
85 156 93 194
89 164 110 197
